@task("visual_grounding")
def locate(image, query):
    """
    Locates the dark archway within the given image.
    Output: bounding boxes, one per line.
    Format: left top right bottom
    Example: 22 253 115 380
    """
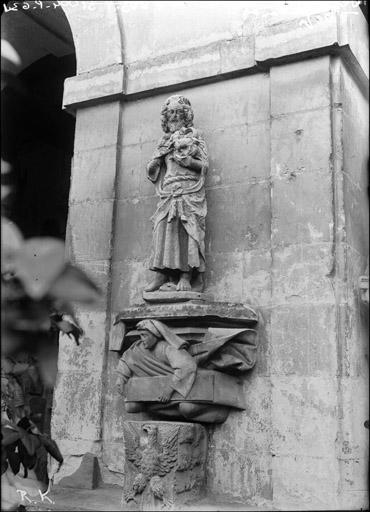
1 1 76 449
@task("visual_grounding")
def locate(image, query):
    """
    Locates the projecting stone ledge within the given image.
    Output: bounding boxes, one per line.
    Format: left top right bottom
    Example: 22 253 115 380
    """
115 301 258 329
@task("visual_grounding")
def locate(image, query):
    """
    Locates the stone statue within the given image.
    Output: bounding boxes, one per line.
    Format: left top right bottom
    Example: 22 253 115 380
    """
116 319 257 424
122 421 207 510
145 95 208 294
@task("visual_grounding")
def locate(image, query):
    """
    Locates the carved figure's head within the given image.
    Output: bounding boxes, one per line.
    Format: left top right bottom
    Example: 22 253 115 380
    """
142 424 158 443
161 95 194 134
137 320 161 350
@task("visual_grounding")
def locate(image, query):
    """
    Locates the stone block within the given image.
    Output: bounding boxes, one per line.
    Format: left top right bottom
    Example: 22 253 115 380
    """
270 304 337 376
271 169 333 247
68 259 111 305
210 375 272 456
242 249 272 307
118 140 159 200
194 73 270 130
59 452 101 490
51 371 103 441
270 56 330 116
270 375 338 459
219 36 255 74
338 490 369 512
206 121 270 186
74 102 120 151
102 441 126 475
69 146 118 203
206 181 270 254
207 448 272 503
111 260 149 310
63 64 124 109
343 171 369 258
336 376 369 463
271 454 339 510
255 12 338 63
271 107 331 177
271 243 335 304
340 5 369 78
113 196 156 261
58 311 107 373
66 200 114 262
121 99 162 147
205 251 244 303
63 2 122 74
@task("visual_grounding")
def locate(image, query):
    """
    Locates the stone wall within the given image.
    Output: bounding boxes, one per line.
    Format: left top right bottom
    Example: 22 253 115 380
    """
52 2 369 509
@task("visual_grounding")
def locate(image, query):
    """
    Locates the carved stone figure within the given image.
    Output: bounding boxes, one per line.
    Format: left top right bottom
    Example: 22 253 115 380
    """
116 319 257 424
122 421 207 511
145 95 208 294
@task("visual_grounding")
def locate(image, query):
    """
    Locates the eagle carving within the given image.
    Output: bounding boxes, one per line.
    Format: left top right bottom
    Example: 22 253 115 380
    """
122 422 179 508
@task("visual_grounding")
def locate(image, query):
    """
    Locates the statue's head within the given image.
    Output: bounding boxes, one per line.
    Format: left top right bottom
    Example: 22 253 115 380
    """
137 320 161 350
161 95 194 134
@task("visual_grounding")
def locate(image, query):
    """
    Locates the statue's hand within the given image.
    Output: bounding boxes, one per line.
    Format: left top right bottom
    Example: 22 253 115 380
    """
158 387 174 403
173 154 192 168
116 376 126 397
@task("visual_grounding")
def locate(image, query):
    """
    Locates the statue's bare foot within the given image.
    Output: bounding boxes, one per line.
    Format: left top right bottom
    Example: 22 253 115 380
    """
176 272 192 291
145 272 167 292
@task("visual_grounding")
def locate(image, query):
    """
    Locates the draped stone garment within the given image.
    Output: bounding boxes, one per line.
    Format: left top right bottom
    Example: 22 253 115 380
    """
147 127 208 273
116 340 197 399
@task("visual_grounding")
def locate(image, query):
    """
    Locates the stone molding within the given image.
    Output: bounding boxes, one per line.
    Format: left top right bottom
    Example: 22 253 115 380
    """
62 8 368 111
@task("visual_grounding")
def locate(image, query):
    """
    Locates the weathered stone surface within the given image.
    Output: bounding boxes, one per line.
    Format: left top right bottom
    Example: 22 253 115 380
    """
206 182 270 254
205 251 244 303
58 311 107 373
271 243 335 304
270 56 330 116
66 200 114 262
255 11 338 63
271 454 339 511
122 421 207 511
63 64 124 109
207 447 272 504
271 139 333 247
51 371 103 441
143 290 212 303
242 250 272 307
206 123 270 185
113 196 156 261
62 1 122 74
111 260 149 309
115 301 258 329
59 452 101 490
73 102 121 151
271 375 338 458
270 304 337 376
69 146 118 203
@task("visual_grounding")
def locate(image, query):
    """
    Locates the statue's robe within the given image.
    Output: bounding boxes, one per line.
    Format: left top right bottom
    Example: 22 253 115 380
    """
147 126 208 273
116 340 196 399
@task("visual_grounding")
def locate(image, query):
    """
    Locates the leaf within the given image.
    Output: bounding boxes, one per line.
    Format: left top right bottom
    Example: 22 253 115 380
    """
51 318 83 345
1 428 20 447
49 264 101 304
5 448 20 475
38 435 63 464
13 238 66 299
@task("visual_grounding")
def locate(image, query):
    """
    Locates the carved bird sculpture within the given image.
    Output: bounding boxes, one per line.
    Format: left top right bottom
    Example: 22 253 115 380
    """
123 423 179 508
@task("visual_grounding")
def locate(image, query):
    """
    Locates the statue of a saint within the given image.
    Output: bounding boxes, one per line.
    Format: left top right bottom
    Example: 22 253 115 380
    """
145 95 208 293
116 319 257 423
